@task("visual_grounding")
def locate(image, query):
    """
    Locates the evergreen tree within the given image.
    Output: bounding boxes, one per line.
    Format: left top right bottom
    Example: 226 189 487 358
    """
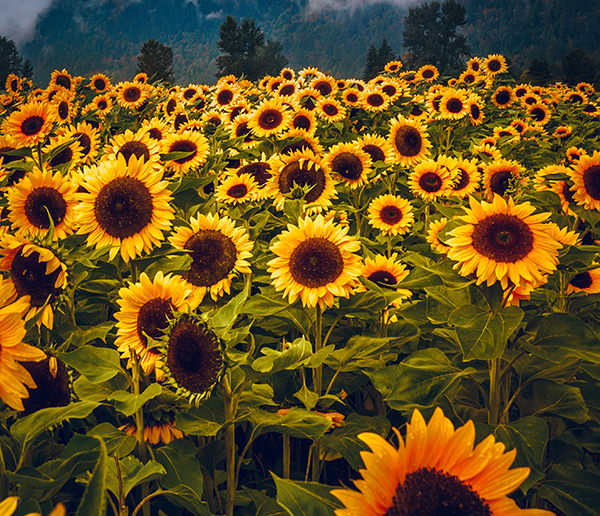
362 38 396 81
0 36 23 87
402 0 470 75
522 59 554 85
561 49 598 85
137 39 175 84
216 15 287 81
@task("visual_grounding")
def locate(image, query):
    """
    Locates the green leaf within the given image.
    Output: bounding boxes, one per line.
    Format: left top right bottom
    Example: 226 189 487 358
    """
294 384 319 411
212 278 250 337
242 487 287 516
525 313 600 363
324 335 397 372
320 413 390 470
253 338 313 373
174 397 226 436
242 289 291 316
108 383 162 416
59 346 122 383
519 380 589 423
106 456 165 498
87 423 137 459
366 349 475 411
538 465 600 516
74 437 107 516
73 375 130 403
13 500 41 516
161 485 212 516
273 474 342 516
241 408 332 440
63 321 116 348
448 305 524 361
477 417 548 494
156 440 204 507
12 402 99 452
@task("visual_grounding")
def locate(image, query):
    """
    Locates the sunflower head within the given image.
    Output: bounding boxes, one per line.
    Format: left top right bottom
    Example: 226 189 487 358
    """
388 116 431 167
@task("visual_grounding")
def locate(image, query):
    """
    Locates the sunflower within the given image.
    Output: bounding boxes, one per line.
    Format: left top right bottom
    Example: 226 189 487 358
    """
527 103 551 125
291 108 318 135
473 143 502 162
5 74 21 93
483 54 508 75
409 159 453 201
332 407 555 516
566 267 600 295
493 126 520 141
76 154 174 262
427 218 452 254
116 81 149 110
19 353 70 416
368 194 414 236
266 149 337 213
104 128 161 169
582 103 600 117
268 214 362 309
356 134 395 164
235 160 273 188
141 117 173 143
121 417 185 445
467 94 485 125
169 212 253 302
161 130 209 175
50 69 74 92
280 129 323 156
114 271 200 377
42 133 84 172
466 57 482 73
216 173 259 205
566 146 586 164
416 65 439 82
316 97 347 122
324 143 372 189
249 98 292 138
133 72 148 84
483 159 526 200
7 167 77 240
229 114 259 150
59 122 100 165
342 88 362 107
0 278 46 411
360 253 411 301
553 125 572 140
388 116 431 167
569 150 600 211
459 70 479 85
92 94 114 118
212 83 239 109
450 158 481 198
0 235 68 329
439 89 469 120
276 80 298 99
447 195 561 289
491 86 515 108
361 89 390 113
90 73 112 93
2 102 56 148
51 89 76 125
311 76 337 96
293 87 322 111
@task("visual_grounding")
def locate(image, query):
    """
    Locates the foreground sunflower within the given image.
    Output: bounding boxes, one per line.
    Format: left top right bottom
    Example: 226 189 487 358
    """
268 214 362 309
169 213 253 302
569 150 600 211
368 194 415 236
2 102 56 148
248 98 292 138
388 116 431 167
161 130 210 175
331 407 554 516
447 195 561 289
76 154 174 262
324 142 373 189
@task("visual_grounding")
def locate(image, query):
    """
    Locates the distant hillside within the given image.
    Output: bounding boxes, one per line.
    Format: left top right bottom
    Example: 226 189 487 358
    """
19 0 600 85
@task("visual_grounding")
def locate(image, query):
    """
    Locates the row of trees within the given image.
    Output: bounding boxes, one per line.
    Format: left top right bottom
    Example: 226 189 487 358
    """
0 36 33 85
523 49 598 86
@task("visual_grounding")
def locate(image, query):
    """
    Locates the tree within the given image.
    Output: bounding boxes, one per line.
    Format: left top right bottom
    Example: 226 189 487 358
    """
561 49 598 85
402 0 470 75
362 38 397 81
216 15 287 81
137 39 175 84
522 58 554 85
0 36 23 87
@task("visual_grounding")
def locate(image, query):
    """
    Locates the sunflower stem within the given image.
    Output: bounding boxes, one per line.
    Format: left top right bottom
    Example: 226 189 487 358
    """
130 260 138 284
221 373 236 516
131 351 150 516
282 435 291 479
311 304 323 482
36 142 43 169
488 357 501 425
0 443 7 500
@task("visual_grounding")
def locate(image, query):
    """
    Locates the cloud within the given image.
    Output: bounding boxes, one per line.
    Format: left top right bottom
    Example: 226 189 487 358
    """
0 0 54 44
306 0 421 12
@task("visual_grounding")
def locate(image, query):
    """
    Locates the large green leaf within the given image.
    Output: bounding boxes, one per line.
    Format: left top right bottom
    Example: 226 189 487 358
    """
477 417 548 494
59 346 123 383
12 402 99 452
366 349 475 411
87 423 137 459
106 456 165 499
212 278 250 337
174 397 226 436
525 313 600 363
161 485 212 516
324 336 398 372
538 465 600 516
320 413 390 470
242 487 287 516
108 383 162 416
252 337 313 373
63 321 116 348
273 474 342 516
448 305 524 361
73 374 130 403
518 380 589 423
74 437 107 516
240 408 332 440
398 252 472 289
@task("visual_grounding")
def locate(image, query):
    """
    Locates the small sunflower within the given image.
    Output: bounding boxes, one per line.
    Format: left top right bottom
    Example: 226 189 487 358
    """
331 407 554 516
467 94 485 125
388 116 431 167
121 417 185 445
248 98 292 138
92 94 113 118
268 214 362 309
569 150 600 211
566 267 600 295
212 83 239 109
427 218 452 255
553 125 572 140
384 60 403 73
116 81 149 110
114 271 200 378
409 159 453 201
291 108 318 135
216 173 259 205
311 75 337 96
361 89 390 113
104 129 161 169
450 158 481 198
483 159 526 200
141 117 173 143
439 89 469 120
90 73 112 93
356 133 395 164
342 88 362 107
0 235 68 329
266 149 337 213
566 146 586 164
42 133 84 171
367 194 414 236
527 103 551 125
360 253 411 301
447 195 561 289
2 102 56 148
483 54 508 75
7 167 77 240
76 154 174 262
169 212 253 303
161 130 210 175
235 160 273 188
230 114 259 150
50 69 74 92
60 121 100 165
466 57 482 73
52 89 76 125
324 142 372 189
316 97 347 122
416 64 439 82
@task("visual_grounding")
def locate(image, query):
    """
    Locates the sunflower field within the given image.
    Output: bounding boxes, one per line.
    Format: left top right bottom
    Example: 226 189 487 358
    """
0 54 599 516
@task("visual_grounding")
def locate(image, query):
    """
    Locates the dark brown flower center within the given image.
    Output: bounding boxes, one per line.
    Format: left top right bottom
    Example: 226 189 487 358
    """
174 113 189 132
331 152 364 181
279 161 326 203
58 101 69 120
367 270 397 288
98 100 108 110
471 213 534 263
118 141 150 164
323 103 339 116
183 88 197 100
470 104 481 119
227 183 248 199
384 467 491 516
137 297 173 349
0 146 19 165
346 93 359 103
530 107 546 122
93 78 106 90
495 90 511 105
21 116 45 136
166 99 177 116
167 319 222 393
217 89 234 105
422 69 435 79
582 165 600 200
570 271 593 289
94 176 153 239
74 132 92 156
382 85 398 97
394 126 423 157
238 162 271 185
169 140 198 164
490 170 514 197
419 172 442 193
446 98 464 113
280 84 296 96
258 109 283 130
362 144 385 163
282 138 313 155
487 59 502 72
21 355 70 416
123 86 142 103
367 93 385 107
379 205 404 225
24 186 67 229
561 181 575 203
289 237 344 288
49 147 74 168
11 248 62 307
293 114 311 131
183 230 237 287
313 81 332 96
453 169 470 191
